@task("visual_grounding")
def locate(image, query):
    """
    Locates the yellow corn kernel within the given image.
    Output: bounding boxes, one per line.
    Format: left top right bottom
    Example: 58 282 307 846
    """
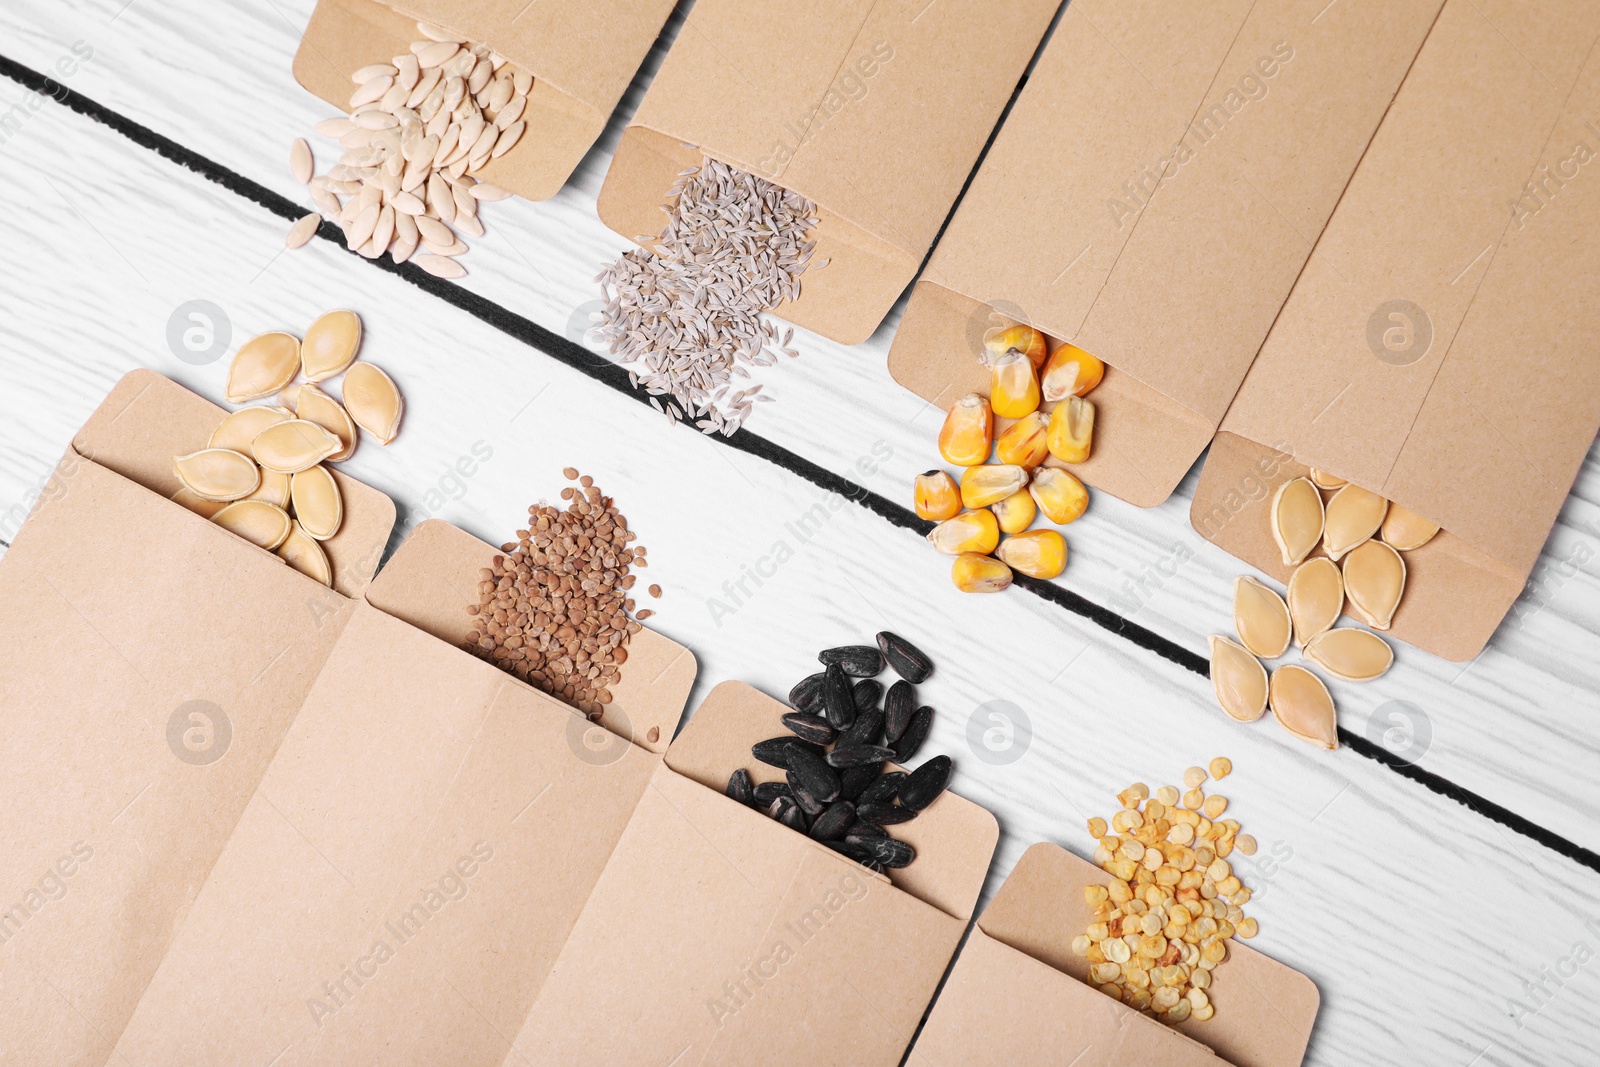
1041 343 1105 401
988 350 1041 420
927 509 1000 555
1030 466 1089 525
961 464 1028 509
995 411 1050 468
991 489 1036 534
983 324 1048 370
938 393 993 466
1047 395 1095 464
952 552 1013 593
996 529 1067 580
913 470 961 522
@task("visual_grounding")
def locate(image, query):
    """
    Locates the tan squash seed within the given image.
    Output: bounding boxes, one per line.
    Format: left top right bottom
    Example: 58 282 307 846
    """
171 487 226 518
211 500 292 550
342 362 404 444
1304 628 1393 682
246 468 291 508
1287 557 1343 647
174 448 260 501
293 383 358 461
1268 665 1338 749
277 522 333 585
1309 468 1346 491
1233 576 1291 659
1381 501 1440 552
226 332 302 403
1322 484 1388 561
209 406 292 453
1270 477 1323 566
251 419 342 474
301 310 362 381
290 465 343 541
1342 540 1406 630
1208 636 1268 723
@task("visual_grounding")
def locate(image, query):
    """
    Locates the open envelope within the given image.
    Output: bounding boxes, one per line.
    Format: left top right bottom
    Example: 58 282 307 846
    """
887 0 1446 506
294 0 678 201
910 843 1319 1067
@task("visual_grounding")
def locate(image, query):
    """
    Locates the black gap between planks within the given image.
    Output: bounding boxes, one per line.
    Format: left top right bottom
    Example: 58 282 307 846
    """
4 52 1596 878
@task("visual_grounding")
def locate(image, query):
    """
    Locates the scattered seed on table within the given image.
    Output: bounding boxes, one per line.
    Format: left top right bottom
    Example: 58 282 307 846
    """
649 584 661 598
285 212 322 249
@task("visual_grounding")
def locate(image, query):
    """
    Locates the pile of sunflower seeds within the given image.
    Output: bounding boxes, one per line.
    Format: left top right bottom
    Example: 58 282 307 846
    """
728 632 949 871
464 469 654 718
590 157 820 436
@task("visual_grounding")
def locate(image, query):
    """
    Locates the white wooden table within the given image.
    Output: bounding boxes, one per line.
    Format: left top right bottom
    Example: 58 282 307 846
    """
1 2 1597 1063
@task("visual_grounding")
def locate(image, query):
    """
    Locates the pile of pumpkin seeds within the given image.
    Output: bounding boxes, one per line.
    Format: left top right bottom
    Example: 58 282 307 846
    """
464 470 656 718
171 311 404 586
1208 469 1437 748
285 21 528 276
1073 758 1258 1025
729 632 949 871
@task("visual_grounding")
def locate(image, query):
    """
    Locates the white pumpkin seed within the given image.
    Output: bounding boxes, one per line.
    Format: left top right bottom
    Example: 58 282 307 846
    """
350 75 393 108
209 406 291 453
212 500 292 551
226 332 301 403
1287 557 1343 647
1270 477 1323 566
491 120 524 158
1381 501 1440 551
1322 484 1388 561
277 522 333 586
417 22 465 44
301 309 362 382
1233 576 1291 660
1342 540 1406 630
290 465 343 541
394 53 420 92
1268 665 1338 749
290 137 314 184
293 383 358 462
392 211 420 264
1208 636 1268 723
352 63 396 84
251 420 342 473
171 486 227 518
390 191 427 215
415 41 460 68
315 116 355 137
372 205 396 255
1304 628 1392 682
342 362 405 443
346 204 381 250
413 253 466 279
286 211 321 249
470 182 512 201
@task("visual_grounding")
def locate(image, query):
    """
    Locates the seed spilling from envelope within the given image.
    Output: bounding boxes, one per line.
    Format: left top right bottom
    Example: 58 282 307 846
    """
252 420 342 474
290 465 343 541
960 464 1027 509
211 500 293 551
300 310 362 382
1381 501 1440 551
1268 665 1338 749
277 522 333 585
1287 557 1343 647
1322 484 1387 561
225 332 301 403
174 449 260 502
342 362 405 444
1270 477 1323 566
1208 636 1268 722
293 384 359 462
1343 540 1406 630
1046 395 1095 464
209 406 291 453
1233 576 1291 659
1303 628 1392 682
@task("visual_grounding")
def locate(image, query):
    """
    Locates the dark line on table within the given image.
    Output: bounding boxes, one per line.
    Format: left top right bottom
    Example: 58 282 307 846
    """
4 53 1598 878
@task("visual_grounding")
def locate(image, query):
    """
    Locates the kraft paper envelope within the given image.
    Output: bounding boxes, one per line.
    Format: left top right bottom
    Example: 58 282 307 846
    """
911 843 1320 1067
1194 0 1600 660
887 0 1445 506
596 0 1062 344
505 680 1000 1066
294 0 677 201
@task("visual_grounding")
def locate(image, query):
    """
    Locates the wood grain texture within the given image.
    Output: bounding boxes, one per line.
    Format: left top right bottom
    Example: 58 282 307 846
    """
0 3 1597 1064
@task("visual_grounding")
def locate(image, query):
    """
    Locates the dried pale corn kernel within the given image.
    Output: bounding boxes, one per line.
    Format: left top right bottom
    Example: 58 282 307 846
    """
1208 757 1231 780
995 411 1050 468
1232 576 1291 659
1342 540 1406 630
990 489 1036 534
926 509 999 555
996 529 1067 580
1029 466 1089 524
174 449 261 502
1207 636 1267 722
1309 467 1346 490
1287 557 1343 647
988 349 1041 419
913 470 961 521
1304 627 1392 682
1322 484 1388 561
938 393 993 466
983 323 1048 369
1268 664 1338 749
951 552 1012 593
226 332 302 403
1040 343 1104 401
300 309 362 381
1270 477 1323 566
961 464 1028 509
211 500 293 550
210 406 291 454
1046 395 1094 464
1381 500 1440 551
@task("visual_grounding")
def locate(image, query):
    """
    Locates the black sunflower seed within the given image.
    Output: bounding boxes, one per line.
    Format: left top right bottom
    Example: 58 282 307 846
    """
883 680 915 743
781 712 837 745
856 801 917 826
852 679 883 710
753 781 791 807
822 662 857 730
752 735 822 770
773 796 807 832
845 822 887 841
787 745 841 803
840 708 885 750
898 754 952 812
725 768 754 806
877 632 932 683
859 835 916 868
787 770 826 816
893 707 932 764
858 771 906 806
819 644 886 677
839 763 879 803
808 801 856 841
826 744 897 769
789 671 827 712
825 839 876 864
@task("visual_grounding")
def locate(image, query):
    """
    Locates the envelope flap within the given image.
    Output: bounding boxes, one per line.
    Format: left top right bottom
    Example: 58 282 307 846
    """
978 843 1319 1067
364 519 696 755
665 681 998 922
71 369 394 599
